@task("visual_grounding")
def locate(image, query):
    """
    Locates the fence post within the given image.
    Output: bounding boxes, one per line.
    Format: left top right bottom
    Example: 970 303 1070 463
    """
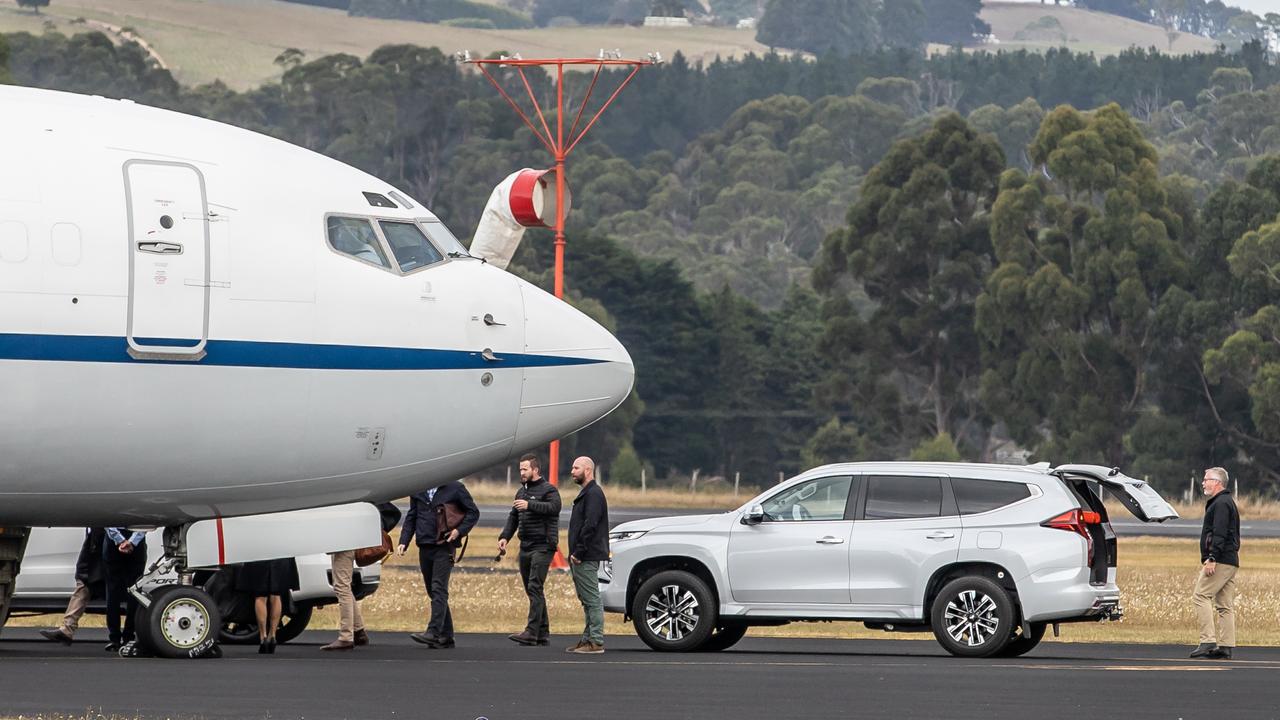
641 468 647 493
734 471 740 497
691 469 700 493
778 471 784 485
506 465 512 487
599 465 605 485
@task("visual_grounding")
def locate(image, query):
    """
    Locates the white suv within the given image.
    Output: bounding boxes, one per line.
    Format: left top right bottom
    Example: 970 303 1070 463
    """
602 462 1177 657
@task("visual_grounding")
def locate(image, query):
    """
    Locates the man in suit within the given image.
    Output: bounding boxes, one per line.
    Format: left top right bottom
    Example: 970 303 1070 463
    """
398 481 479 649
103 526 147 652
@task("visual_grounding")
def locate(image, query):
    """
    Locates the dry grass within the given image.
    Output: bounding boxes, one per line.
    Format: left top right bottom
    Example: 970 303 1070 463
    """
980 1 1217 56
0 0 770 90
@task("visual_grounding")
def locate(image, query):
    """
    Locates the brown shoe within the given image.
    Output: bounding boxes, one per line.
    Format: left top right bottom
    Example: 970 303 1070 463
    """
565 641 587 653
353 629 370 647
572 642 604 654
320 639 355 651
508 631 539 646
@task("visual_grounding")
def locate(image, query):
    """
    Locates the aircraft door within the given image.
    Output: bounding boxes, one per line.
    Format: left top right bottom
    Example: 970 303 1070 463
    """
125 160 210 359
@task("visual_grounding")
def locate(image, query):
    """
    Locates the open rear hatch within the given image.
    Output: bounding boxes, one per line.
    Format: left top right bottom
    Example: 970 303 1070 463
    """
1053 464 1180 523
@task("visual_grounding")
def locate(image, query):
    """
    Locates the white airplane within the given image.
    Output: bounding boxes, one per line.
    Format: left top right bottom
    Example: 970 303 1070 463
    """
0 85 634 656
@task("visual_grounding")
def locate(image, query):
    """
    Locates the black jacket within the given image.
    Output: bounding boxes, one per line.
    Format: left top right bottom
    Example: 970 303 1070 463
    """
1201 490 1241 566
568 480 610 562
400 482 480 548
499 477 561 551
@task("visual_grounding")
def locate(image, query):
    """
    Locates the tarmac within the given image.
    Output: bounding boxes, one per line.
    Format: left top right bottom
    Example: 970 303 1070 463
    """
2 629 1278 720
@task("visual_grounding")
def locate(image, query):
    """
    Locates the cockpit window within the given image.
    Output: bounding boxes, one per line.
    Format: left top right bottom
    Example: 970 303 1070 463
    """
420 220 469 256
327 216 391 269
379 220 445 272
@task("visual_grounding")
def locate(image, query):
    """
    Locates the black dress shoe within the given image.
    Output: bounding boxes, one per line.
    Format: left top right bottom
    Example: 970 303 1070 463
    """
537 638 551 646
1207 646 1233 659
104 642 121 652
410 632 438 645
1189 643 1218 658
427 636 455 649
259 640 270 654
40 628 73 646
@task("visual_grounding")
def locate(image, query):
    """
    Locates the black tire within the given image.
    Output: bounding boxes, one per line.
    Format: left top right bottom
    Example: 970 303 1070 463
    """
217 603 313 645
929 576 1016 658
698 623 748 652
997 622 1047 657
145 586 221 659
631 569 717 652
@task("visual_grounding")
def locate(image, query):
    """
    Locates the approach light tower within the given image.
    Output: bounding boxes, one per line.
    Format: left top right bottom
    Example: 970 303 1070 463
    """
464 50 656 494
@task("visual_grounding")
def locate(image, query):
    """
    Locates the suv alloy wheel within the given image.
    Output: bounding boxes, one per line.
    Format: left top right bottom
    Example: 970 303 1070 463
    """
631 570 717 652
930 576 1016 658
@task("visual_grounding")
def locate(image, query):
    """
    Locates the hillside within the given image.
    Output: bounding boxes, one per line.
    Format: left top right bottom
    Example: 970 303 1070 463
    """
979 2 1218 56
0 0 770 90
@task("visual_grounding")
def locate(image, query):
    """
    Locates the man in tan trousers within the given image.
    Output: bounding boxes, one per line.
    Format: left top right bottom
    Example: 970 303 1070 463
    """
321 549 368 651
1189 467 1240 660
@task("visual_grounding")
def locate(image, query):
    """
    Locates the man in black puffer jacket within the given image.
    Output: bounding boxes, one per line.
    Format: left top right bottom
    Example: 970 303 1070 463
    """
499 453 562 646
1189 466 1241 660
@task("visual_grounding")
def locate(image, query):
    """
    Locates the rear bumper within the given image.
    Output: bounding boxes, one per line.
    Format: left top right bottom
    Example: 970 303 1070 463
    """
1019 566 1123 622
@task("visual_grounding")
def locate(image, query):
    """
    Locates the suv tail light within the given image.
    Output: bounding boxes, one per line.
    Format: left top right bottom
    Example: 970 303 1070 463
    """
1042 509 1100 565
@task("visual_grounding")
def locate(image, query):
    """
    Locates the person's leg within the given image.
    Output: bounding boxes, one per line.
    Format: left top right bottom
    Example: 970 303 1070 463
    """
572 561 605 646
518 549 537 635
428 546 454 640
528 549 552 640
103 568 123 646
255 596 269 642
1215 565 1238 649
331 551 356 643
268 595 283 639
1192 567 1226 645
121 551 146 643
61 579 90 636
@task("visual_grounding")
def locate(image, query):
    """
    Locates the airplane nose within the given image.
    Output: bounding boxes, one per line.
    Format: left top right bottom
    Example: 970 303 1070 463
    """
514 281 635 450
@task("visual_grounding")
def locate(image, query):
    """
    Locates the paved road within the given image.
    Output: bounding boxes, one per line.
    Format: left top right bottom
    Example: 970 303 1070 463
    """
2 630 1278 719
466 503 1280 537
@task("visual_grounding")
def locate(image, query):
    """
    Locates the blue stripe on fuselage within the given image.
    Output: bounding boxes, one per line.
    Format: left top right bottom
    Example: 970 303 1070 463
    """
0 333 604 370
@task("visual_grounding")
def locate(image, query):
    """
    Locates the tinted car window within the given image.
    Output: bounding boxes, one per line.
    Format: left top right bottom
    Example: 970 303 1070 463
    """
865 476 943 520
952 478 1031 515
762 476 853 522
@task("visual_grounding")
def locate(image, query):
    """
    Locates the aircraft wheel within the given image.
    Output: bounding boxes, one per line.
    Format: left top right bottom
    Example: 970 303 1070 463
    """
145 586 221 659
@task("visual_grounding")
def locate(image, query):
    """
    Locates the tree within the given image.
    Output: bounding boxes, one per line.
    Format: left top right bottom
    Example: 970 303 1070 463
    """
878 0 926 51
756 0 881 55
921 0 989 45
816 113 1005 454
16 0 50 14
976 104 1191 470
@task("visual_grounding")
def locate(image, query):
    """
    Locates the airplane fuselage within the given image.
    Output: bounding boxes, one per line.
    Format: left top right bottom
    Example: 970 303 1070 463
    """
0 87 633 526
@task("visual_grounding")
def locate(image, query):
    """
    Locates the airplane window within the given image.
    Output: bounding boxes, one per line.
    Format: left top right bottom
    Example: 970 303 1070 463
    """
327 216 392 269
420 220 469 256
379 221 445 272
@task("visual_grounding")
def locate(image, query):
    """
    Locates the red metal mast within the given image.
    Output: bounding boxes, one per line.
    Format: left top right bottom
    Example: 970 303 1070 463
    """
467 52 654 491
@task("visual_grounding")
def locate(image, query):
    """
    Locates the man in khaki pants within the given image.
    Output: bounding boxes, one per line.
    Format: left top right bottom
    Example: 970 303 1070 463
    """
1190 467 1240 660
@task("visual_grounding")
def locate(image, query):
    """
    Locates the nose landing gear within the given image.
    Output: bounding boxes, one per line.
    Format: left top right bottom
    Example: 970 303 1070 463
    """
124 527 222 659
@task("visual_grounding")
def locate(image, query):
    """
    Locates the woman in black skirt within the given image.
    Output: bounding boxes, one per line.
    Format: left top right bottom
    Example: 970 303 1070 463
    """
236 557 300 654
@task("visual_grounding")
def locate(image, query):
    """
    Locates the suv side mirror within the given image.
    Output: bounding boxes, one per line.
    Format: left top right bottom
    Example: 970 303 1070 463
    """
742 504 764 526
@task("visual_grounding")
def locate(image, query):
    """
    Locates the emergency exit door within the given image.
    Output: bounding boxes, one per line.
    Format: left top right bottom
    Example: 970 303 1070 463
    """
125 160 210 359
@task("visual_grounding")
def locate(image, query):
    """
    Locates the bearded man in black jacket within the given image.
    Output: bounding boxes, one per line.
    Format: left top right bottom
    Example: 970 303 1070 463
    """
500 453 561 646
1189 467 1241 660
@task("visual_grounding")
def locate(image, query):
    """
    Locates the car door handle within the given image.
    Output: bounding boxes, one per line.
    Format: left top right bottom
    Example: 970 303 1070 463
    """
815 536 845 544
926 531 956 540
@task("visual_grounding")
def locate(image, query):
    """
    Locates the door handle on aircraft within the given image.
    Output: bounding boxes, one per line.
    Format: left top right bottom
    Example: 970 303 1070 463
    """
480 348 502 362
926 531 956 540
815 536 845 544
483 313 506 327
136 241 183 255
